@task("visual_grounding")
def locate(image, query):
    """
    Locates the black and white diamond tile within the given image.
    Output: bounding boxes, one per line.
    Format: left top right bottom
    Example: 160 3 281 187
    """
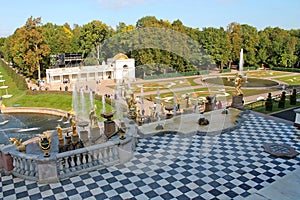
1 113 300 200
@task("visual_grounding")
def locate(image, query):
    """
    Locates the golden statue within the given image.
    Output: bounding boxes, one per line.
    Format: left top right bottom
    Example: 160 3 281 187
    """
127 93 136 111
234 73 243 96
9 138 26 152
57 124 63 141
71 118 78 137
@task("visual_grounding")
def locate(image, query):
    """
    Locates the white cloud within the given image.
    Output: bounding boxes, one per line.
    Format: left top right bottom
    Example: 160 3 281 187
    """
96 0 145 9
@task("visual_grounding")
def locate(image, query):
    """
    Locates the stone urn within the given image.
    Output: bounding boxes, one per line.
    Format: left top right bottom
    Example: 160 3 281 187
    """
164 105 174 119
101 111 116 139
198 114 209 126
39 134 51 157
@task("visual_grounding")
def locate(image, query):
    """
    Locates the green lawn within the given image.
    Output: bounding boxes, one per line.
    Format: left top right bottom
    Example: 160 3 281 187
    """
246 70 292 78
0 62 112 115
247 100 300 114
1 59 297 116
274 75 300 86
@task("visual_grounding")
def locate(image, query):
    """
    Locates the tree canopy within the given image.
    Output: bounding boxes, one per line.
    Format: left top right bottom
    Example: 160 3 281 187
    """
0 16 299 79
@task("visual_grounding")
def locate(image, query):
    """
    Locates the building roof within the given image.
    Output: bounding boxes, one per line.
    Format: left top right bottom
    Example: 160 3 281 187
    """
113 53 128 60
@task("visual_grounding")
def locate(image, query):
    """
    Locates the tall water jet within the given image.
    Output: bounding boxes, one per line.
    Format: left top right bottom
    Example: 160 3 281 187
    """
89 90 94 110
239 48 244 76
80 88 87 120
156 89 161 121
173 93 177 116
155 88 163 130
115 80 122 122
72 85 78 116
102 95 106 113
140 86 144 114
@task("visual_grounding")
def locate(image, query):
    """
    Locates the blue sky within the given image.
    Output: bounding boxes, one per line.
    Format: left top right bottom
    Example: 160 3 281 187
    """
1 0 299 37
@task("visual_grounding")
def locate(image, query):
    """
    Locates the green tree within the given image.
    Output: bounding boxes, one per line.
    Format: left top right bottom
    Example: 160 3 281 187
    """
241 24 259 67
10 17 50 79
79 20 113 62
199 27 231 70
227 22 243 67
257 30 270 67
43 23 72 55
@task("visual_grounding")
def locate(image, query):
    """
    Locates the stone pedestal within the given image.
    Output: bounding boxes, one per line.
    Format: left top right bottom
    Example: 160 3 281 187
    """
37 158 58 184
79 130 89 143
118 137 135 164
0 151 13 171
90 127 101 142
166 113 173 119
231 95 244 109
204 103 213 112
104 120 116 139
294 108 300 127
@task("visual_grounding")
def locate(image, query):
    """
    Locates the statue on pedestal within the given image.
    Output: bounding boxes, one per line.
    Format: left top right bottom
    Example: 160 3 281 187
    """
231 73 244 108
71 118 78 137
234 73 243 96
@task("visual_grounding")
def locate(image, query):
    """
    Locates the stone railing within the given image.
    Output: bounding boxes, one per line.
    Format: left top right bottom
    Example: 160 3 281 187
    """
1 107 66 117
1 136 135 183
11 150 39 181
56 140 120 180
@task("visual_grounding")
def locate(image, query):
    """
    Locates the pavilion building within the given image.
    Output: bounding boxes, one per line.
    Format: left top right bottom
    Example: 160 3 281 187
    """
46 53 135 86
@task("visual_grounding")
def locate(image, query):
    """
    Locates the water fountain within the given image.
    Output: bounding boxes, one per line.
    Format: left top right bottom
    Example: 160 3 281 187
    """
0 79 137 183
239 48 244 76
0 75 12 99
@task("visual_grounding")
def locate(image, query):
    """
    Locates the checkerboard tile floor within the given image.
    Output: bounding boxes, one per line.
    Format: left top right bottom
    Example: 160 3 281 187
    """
1 113 300 199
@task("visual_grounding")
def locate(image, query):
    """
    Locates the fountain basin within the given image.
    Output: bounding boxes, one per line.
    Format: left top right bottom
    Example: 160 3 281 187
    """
138 108 245 137
204 77 279 87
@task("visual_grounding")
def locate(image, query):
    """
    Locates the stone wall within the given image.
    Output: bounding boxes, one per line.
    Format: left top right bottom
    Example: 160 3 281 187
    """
1 107 66 117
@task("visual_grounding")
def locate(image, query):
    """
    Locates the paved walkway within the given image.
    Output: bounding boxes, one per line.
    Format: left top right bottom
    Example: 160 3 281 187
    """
36 69 298 117
1 110 300 199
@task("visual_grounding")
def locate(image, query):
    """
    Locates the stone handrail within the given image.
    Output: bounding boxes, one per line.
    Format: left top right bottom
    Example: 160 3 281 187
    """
1 136 134 183
1 107 67 117
3 145 39 181
56 140 120 179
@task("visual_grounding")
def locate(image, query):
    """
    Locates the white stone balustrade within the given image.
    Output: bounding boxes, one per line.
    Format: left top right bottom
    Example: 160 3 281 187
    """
10 151 39 181
1 135 135 183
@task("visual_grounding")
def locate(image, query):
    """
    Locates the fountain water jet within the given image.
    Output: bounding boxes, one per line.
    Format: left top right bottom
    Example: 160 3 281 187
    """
239 48 244 76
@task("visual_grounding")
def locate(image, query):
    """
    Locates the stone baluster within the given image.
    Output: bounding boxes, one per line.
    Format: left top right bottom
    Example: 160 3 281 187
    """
82 153 87 164
101 148 107 163
76 155 81 167
19 158 25 174
70 155 75 167
24 159 30 176
98 149 103 164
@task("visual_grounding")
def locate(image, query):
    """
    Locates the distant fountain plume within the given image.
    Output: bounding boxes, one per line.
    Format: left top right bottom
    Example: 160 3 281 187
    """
239 48 244 76
79 88 89 121
140 86 144 114
72 85 78 115
115 80 123 122
102 95 106 113
173 93 177 116
156 89 161 121
89 90 94 109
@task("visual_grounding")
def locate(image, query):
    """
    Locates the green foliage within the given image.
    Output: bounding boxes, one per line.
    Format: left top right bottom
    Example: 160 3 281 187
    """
220 69 231 73
0 60 27 90
271 66 300 72
1 16 300 80
144 70 210 80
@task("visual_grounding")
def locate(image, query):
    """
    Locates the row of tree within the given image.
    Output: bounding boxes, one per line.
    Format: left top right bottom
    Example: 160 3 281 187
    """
0 16 299 79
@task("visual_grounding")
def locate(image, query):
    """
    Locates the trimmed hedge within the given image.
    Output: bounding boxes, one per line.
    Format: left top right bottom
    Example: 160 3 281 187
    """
144 70 210 80
220 68 231 73
0 60 28 90
270 66 300 73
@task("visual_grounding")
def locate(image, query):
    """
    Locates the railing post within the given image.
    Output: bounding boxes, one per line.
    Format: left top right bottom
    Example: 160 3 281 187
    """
36 155 58 184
